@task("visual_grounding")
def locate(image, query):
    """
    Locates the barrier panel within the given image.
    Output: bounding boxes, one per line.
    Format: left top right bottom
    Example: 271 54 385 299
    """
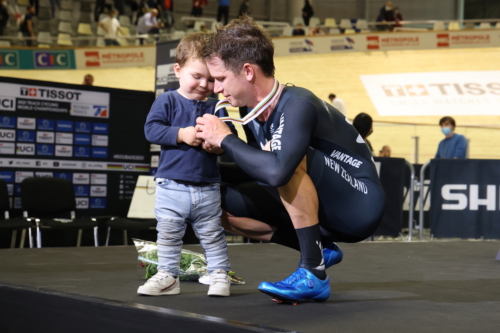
74 46 156 69
429 159 500 239
0 49 76 69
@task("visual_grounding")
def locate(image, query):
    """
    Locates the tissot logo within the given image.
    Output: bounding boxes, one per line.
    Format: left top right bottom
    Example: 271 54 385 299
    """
382 83 500 97
93 105 108 117
442 184 499 211
21 87 82 100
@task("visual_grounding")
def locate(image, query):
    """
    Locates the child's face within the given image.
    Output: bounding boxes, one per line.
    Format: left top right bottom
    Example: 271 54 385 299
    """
174 57 214 100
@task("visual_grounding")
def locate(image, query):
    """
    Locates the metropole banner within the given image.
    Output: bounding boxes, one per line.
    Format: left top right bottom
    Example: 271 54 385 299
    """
360 71 500 116
74 46 156 69
430 159 500 239
0 49 76 69
273 29 500 57
0 82 110 118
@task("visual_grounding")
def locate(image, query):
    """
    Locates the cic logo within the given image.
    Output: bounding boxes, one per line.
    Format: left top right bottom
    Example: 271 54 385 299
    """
0 52 19 68
34 51 71 68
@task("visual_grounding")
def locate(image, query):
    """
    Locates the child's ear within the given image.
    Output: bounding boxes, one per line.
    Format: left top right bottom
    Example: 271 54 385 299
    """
174 63 182 79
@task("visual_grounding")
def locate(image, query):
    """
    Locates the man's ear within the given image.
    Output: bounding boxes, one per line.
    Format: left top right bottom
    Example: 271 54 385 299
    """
242 63 256 82
174 63 181 79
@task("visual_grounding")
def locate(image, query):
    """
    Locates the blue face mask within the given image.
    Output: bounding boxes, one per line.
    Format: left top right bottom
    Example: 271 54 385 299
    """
441 126 452 136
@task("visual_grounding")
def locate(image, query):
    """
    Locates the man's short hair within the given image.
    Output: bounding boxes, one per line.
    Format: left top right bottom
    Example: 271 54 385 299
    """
439 116 456 127
175 32 212 67
353 112 373 138
203 15 275 77
328 94 335 100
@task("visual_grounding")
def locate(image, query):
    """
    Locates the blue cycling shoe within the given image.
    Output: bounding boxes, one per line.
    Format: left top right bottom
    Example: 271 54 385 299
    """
323 242 343 269
258 268 330 303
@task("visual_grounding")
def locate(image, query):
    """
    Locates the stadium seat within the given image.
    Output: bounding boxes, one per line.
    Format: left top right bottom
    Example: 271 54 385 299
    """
324 18 337 28
172 30 186 40
448 21 460 30
17 0 30 6
119 16 131 27
478 22 491 29
0 40 11 47
496 22 500 29
117 26 130 46
464 22 474 29
58 10 72 21
356 19 369 30
433 21 445 30
194 21 205 31
57 33 73 45
77 23 93 35
293 17 303 26
344 28 356 34
328 28 340 34
339 19 352 30
58 21 73 33
282 26 293 36
309 17 320 27
37 31 53 44
38 44 51 48
61 0 73 10
38 7 51 19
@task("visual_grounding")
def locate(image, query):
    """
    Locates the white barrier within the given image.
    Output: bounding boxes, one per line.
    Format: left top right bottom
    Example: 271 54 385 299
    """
74 46 156 69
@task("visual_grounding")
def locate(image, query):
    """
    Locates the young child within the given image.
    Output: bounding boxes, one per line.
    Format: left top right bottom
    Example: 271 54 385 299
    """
140 32 236 297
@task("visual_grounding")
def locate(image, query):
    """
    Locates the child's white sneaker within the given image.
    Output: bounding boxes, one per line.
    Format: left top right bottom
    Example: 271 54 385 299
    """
207 270 231 297
137 270 180 296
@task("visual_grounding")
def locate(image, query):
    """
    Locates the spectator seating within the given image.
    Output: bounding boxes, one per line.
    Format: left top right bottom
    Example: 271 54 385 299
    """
282 26 293 36
328 28 340 34
344 28 356 34
119 15 131 27
0 40 11 47
58 21 73 34
61 0 73 10
448 21 460 30
356 19 369 31
433 21 445 30
496 22 500 29
478 22 491 29
324 18 337 28
293 16 303 26
37 31 53 44
339 19 352 30
17 0 30 6
309 17 320 27
57 33 73 45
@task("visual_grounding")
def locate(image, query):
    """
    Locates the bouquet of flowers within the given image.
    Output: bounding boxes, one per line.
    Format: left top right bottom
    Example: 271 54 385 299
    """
133 239 245 284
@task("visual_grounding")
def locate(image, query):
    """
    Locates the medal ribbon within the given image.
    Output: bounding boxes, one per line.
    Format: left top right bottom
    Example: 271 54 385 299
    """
214 79 280 125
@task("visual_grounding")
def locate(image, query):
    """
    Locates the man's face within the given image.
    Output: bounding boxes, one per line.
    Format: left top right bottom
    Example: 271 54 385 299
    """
206 57 252 107
441 119 455 132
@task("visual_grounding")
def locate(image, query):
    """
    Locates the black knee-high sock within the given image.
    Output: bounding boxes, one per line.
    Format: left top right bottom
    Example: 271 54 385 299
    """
296 224 326 280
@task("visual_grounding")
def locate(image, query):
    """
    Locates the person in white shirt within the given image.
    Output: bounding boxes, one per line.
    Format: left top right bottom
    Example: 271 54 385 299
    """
137 9 164 45
98 10 126 46
328 93 347 116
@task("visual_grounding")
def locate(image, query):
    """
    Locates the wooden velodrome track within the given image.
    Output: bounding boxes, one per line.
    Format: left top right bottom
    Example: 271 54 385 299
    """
2 46 500 162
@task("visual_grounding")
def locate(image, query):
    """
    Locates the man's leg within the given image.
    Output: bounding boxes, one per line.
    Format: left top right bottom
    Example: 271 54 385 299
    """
276 157 326 280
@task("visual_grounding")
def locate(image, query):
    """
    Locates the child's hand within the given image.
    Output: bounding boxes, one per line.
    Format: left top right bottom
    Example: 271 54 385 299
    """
202 141 224 154
178 126 203 146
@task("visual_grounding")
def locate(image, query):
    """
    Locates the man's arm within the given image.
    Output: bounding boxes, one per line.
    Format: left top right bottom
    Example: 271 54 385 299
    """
27 19 34 37
455 136 467 158
197 98 317 187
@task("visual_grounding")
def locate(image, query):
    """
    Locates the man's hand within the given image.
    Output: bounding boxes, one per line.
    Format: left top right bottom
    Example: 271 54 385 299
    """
196 114 233 148
201 141 224 154
178 126 203 146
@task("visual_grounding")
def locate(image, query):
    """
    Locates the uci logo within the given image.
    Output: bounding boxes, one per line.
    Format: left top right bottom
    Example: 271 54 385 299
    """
0 98 15 111
0 130 14 140
76 199 88 208
35 52 68 68
122 164 135 170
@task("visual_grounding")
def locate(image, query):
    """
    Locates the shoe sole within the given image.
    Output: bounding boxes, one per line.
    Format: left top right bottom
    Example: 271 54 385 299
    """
207 292 230 297
137 286 180 296
259 288 329 304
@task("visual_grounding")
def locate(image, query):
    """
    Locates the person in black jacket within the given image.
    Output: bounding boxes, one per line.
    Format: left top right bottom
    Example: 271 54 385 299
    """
20 6 36 46
302 0 313 26
0 0 9 36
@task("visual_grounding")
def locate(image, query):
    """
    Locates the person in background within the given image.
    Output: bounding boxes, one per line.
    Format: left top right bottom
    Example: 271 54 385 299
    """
302 0 313 26
353 112 374 154
83 74 94 86
137 9 164 44
328 93 346 116
192 0 208 17
20 5 36 46
308 27 324 36
238 0 249 17
379 145 391 157
376 1 395 31
217 0 229 25
394 6 403 28
0 0 9 36
435 116 467 159
99 9 126 46
292 23 305 36
135 0 149 25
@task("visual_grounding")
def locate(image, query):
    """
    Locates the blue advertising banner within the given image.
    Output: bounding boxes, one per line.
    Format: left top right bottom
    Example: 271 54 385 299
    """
430 159 500 239
0 49 76 70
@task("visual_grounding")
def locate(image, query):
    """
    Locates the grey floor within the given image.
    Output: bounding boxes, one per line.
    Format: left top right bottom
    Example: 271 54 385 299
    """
1 241 500 333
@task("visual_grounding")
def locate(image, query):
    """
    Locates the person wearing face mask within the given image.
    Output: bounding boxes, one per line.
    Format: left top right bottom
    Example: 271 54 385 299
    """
376 1 396 31
435 116 467 159
98 9 126 46
0 0 9 36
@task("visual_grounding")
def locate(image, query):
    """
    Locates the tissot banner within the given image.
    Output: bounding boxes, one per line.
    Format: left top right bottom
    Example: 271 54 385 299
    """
360 71 500 116
430 159 500 239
